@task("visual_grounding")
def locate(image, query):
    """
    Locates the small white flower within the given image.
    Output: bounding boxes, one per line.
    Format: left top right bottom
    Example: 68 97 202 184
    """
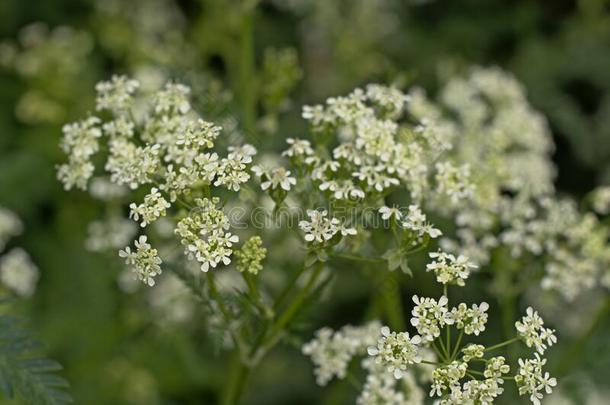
378 206 402 221
368 326 422 379
119 235 162 287
515 307 556 354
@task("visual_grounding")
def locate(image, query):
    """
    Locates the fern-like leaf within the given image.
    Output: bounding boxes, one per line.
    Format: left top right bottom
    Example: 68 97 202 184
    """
0 307 72 404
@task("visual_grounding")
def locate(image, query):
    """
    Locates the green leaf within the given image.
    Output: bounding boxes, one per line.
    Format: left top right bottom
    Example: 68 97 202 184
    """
0 302 72 404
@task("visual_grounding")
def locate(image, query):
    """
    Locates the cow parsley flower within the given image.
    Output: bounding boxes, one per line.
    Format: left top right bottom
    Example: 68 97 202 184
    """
234 236 267 275
57 116 102 190
251 165 296 191
461 344 485 362
450 302 489 336
282 137 314 158
129 187 171 227
515 307 557 354
434 162 474 206
0 207 23 250
174 197 238 272
426 250 476 286
154 82 191 115
410 295 453 342
367 326 422 379
378 206 402 221
85 216 136 252
95 75 139 113
299 210 356 245
303 322 380 386
485 356 510 382
401 205 442 241
430 361 467 397
119 235 162 286
515 354 557 405
0 248 39 297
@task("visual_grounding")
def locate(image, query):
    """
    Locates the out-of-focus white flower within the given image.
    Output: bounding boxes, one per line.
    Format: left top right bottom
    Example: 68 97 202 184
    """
0 248 39 297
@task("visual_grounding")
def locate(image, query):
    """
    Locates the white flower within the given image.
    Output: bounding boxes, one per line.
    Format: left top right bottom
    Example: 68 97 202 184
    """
129 187 171 227
154 82 191 114
515 354 557 405
85 216 137 252
119 235 162 287
430 361 467 398
252 165 296 191
174 197 238 272
95 75 139 113
450 301 489 336
410 295 453 342
378 206 402 221
367 326 422 379
402 205 442 241
515 307 557 354
299 210 356 245
303 322 381 386
0 207 23 251
0 248 39 297
426 250 476 286
282 137 313 158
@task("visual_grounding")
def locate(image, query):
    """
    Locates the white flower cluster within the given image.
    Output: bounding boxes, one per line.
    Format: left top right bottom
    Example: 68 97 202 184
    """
129 187 171 227
410 295 453 342
56 116 102 190
85 217 137 253
119 235 162 286
367 326 423 378
302 321 380 385
299 209 356 246
175 197 238 272
515 354 557 405
95 74 140 114
515 307 557 354
58 76 257 286
0 207 38 298
426 250 476 286
251 165 296 192
303 322 431 404
363 271 557 404
0 207 23 250
0 248 39 298
450 302 489 336
297 83 467 204
400 205 442 241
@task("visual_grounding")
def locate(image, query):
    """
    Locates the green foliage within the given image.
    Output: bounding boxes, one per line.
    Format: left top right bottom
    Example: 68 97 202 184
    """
0 301 71 405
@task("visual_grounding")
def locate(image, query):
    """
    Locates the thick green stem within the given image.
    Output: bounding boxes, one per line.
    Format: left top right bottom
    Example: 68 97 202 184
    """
258 262 325 353
379 271 405 331
222 352 250 405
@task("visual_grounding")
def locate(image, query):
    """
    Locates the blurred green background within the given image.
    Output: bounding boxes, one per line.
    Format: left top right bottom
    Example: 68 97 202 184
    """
0 0 609 403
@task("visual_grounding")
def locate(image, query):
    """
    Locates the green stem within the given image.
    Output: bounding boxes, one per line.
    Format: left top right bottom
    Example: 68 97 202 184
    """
272 263 309 311
331 253 384 263
222 352 250 405
242 271 270 318
252 262 325 363
485 337 519 353
451 330 463 360
379 271 405 331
